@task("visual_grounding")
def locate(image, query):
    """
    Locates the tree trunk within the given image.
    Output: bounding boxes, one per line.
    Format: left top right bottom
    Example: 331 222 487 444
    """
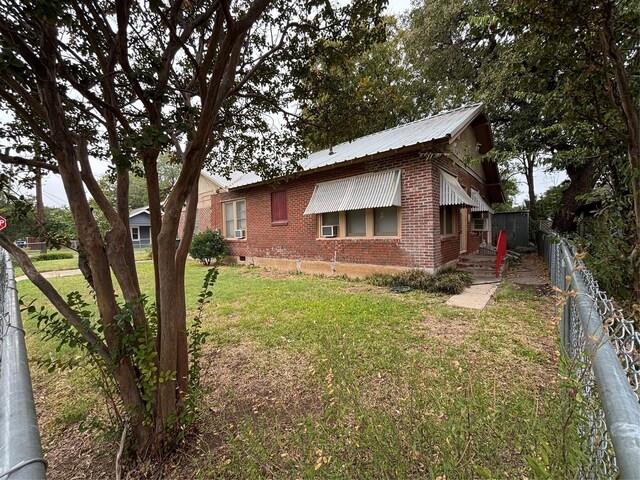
36 23 152 451
523 153 538 222
552 164 599 233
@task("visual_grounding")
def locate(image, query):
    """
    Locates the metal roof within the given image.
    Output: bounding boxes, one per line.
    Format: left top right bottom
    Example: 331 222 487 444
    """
440 170 475 207
470 190 494 213
304 169 402 215
129 206 150 218
228 104 487 189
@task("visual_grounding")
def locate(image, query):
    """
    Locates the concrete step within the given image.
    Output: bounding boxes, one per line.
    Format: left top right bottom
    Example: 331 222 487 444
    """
459 255 495 265
457 254 507 284
458 262 496 271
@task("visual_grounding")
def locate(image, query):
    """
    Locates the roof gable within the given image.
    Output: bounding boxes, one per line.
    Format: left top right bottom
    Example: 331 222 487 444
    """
129 206 150 218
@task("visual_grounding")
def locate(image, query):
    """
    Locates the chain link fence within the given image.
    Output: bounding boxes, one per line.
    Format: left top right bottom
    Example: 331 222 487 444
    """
540 231 640 479
0 248 47 479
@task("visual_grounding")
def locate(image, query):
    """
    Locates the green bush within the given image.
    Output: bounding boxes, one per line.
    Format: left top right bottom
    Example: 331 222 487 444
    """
189 229 227 266
365 268 471 295
32 251 74 262
365 273 395 287
430 267 472 294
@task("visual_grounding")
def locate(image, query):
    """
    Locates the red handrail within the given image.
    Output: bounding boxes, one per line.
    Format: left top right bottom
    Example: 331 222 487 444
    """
495 230 507 277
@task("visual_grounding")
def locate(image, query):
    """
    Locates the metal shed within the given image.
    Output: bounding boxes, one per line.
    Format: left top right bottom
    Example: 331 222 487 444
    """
492 211 530 249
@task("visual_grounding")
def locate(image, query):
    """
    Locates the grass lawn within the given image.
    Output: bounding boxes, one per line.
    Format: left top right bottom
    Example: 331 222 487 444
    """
18 262 576 479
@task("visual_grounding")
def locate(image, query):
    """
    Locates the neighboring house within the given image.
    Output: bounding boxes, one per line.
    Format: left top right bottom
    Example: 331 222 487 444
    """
129 207 152 248
178 171 226 239
209 104 503 277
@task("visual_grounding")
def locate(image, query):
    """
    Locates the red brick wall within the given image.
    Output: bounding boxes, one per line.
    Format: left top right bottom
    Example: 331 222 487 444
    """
434 156 492 265
210 150 494 270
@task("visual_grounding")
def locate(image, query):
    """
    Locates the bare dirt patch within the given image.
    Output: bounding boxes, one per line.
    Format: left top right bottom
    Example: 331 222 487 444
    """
133 341 321 480
43 428 113 480
508 254 550 287
415 315 480 347
33 341 319 480
199 342 318 419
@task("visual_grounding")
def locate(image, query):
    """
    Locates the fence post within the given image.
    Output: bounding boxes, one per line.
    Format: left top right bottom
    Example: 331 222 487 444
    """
0 250 46 479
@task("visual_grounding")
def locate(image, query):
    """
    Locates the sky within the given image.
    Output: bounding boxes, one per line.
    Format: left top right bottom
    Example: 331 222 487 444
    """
31 0 564 209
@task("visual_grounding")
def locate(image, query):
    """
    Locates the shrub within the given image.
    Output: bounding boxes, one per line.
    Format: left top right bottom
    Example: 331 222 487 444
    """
430 268 472 294
189 229 227 266
365 267 471 295
366 273 395 287
394 269 435 291
32 251 74 262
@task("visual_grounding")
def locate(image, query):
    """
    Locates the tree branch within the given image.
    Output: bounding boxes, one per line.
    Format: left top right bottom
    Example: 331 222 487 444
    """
0 153 59 173
227 22 302 97
0 87 54 146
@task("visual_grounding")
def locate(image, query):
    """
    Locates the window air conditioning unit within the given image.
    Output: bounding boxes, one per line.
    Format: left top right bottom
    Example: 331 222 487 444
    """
321 225 337 237
234 229 246 239
472 218 490 231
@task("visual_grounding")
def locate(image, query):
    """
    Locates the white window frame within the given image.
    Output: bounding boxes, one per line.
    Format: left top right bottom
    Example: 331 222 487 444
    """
472 216 490 231
131 226 140 241
222 199 247 239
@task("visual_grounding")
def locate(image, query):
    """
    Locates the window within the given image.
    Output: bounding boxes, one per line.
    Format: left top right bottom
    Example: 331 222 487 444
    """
322 212 340 236
223 199 246 238
322 212 339 225
374 207 398 236
271 191 288 225
440 206 456 235
319 207 401 238
346 209 366 236
131 226 140 241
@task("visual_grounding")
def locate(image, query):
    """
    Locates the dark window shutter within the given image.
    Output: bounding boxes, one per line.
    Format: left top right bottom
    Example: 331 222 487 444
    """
271 191 288 225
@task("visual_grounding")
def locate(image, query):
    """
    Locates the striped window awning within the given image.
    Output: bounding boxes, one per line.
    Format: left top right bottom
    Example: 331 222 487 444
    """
440 170 475 207
304 169 401 215
470 190 494 213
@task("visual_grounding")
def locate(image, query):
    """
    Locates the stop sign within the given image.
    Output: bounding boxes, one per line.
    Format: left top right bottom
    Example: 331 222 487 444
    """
0 216 5 231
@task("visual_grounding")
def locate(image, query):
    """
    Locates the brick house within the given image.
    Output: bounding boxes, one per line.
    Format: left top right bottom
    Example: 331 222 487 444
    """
208 104 503 277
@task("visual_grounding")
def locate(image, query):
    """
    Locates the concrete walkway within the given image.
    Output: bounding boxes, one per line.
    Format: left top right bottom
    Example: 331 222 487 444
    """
446 253 549 310
15 269 82 282
446 282 499 310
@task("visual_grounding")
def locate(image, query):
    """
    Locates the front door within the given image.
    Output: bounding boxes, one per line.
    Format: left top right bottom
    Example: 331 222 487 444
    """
460 208 468 253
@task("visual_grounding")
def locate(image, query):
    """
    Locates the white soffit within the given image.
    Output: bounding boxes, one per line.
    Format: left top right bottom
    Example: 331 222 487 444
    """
440 170 475 207
304 170 401 215
471 190 494 213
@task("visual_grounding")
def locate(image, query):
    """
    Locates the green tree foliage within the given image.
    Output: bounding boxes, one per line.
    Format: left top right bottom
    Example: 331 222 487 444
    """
537 184 568 221
98 154 182 209
189 230 227 266
297 17 418 151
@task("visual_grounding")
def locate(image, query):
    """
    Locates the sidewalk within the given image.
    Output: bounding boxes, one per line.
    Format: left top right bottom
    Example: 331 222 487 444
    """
446 254 548 310
15 269 82 282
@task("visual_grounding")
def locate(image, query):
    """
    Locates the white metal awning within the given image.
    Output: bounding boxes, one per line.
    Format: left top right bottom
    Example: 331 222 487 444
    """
470 190 494 213
440 170 475 206
304 169 401 215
